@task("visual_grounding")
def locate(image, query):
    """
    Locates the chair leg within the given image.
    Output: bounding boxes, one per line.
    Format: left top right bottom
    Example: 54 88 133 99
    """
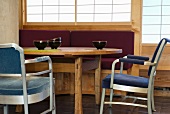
4 105 8 114
100 88 106 114
109 89 113 107
109 107 113 114
147 92 152 114
52 80 56 114
151 87 156 111
24 103 29 114
52 95 56 114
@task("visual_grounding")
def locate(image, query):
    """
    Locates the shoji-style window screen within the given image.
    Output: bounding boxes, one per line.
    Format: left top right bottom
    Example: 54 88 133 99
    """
77 0 131 22
142 0 170 43
27 0 75 22
26 0 131 22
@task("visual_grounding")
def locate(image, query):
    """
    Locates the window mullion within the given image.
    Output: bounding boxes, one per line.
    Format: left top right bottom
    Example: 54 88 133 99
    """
58 0 60 22
75 0 77 25
160 0 163 40
42 0 43 22
93 0 95 22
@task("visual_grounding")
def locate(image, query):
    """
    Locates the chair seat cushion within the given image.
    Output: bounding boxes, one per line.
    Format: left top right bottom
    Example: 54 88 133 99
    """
102 73 149 88
0 76 50 95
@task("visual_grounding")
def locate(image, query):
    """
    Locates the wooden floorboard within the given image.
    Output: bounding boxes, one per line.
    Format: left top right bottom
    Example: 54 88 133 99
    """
0 95 170 114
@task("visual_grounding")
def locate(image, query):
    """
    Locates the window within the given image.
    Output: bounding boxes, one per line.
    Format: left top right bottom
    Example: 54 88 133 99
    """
27 0 75 22
142 0 170 43
26 0 131 23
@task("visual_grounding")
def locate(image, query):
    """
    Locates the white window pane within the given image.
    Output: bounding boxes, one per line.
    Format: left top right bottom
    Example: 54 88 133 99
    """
77 0 94 5
95 5 112 13
43 6 58 14
143 6 161 15
77 14 93 22
161 25 170 34
142 25 161 34
113 5 131 13
162 6 170 15
59 6 75 13
162 16 170 24
27 6 42 14
161 35 170 39
77 5 94 13
27 15 42 22
43 14 58 22
112 13 131 22
142 35 161 43
162 0 170 5
59 14 74 22
142 16 161 24
27 0 42 6
60 0 74 5
95 0 112 4
43 0 58 5
95 14 111 22
113 0 131 4
143 0 161 6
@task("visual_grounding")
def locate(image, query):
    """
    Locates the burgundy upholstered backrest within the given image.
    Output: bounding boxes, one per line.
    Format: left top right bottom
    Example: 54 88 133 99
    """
70 31 134 58
19 30 71 47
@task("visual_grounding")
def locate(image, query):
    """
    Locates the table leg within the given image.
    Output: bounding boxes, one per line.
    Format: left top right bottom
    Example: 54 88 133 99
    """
75 57 83 114
95 55 101 105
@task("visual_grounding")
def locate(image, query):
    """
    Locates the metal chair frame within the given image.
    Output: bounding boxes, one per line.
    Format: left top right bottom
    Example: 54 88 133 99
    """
0 43 56 114
100 38 170 114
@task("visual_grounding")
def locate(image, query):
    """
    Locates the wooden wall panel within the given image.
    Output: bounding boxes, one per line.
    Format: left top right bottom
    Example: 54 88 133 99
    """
141 45 170 70
140 70 170 96
26 63 126 95
140 44 170 96
54 71 126 96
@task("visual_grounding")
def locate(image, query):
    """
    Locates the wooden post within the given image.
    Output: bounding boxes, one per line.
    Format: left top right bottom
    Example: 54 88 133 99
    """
131 0 143 76
75 57 83 114
94 55 101 104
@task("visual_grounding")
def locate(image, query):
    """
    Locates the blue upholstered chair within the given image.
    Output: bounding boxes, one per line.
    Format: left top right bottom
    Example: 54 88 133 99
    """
0 43 56 114
100 38 170 114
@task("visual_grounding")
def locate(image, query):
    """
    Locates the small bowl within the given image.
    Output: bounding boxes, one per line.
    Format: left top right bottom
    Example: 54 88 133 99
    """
92 41 107 50
48 40 62 49
50 37 62 42
33 40 48 50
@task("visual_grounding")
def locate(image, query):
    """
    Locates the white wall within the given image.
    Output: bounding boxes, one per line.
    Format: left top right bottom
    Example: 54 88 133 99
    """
0 0 19 44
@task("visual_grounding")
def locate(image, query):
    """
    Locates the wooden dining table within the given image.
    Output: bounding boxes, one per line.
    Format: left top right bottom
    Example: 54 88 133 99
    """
24 47 122 114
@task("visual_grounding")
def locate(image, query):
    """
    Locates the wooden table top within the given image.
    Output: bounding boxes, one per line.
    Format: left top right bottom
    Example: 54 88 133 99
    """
24 47 122 56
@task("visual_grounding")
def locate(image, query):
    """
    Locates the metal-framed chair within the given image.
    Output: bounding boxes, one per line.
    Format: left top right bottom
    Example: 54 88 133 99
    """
0 43 56 114
100 38 170 114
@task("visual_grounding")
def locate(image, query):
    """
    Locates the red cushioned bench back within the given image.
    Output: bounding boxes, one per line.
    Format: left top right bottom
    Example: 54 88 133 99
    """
19 30 71 47
70 31 134 58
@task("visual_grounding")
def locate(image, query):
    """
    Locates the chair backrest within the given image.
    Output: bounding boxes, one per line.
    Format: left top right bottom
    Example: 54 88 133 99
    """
0 43 24 74
148 38 170 76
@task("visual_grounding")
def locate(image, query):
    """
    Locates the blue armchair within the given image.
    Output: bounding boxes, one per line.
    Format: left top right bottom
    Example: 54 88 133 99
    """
0 43 56 114
100 38 170 114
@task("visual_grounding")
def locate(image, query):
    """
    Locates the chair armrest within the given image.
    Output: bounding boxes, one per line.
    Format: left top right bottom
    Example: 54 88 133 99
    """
25 56 51 64
127 54 149 61
119 58 156 66
24 56 53 76
26 70 52 76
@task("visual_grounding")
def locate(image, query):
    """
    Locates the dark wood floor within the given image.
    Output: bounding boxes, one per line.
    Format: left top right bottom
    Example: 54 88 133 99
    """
0 94 170 114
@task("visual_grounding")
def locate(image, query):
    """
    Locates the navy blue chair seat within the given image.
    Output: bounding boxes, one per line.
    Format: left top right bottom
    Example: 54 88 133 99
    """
0 76 50 95
102 73 149 89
